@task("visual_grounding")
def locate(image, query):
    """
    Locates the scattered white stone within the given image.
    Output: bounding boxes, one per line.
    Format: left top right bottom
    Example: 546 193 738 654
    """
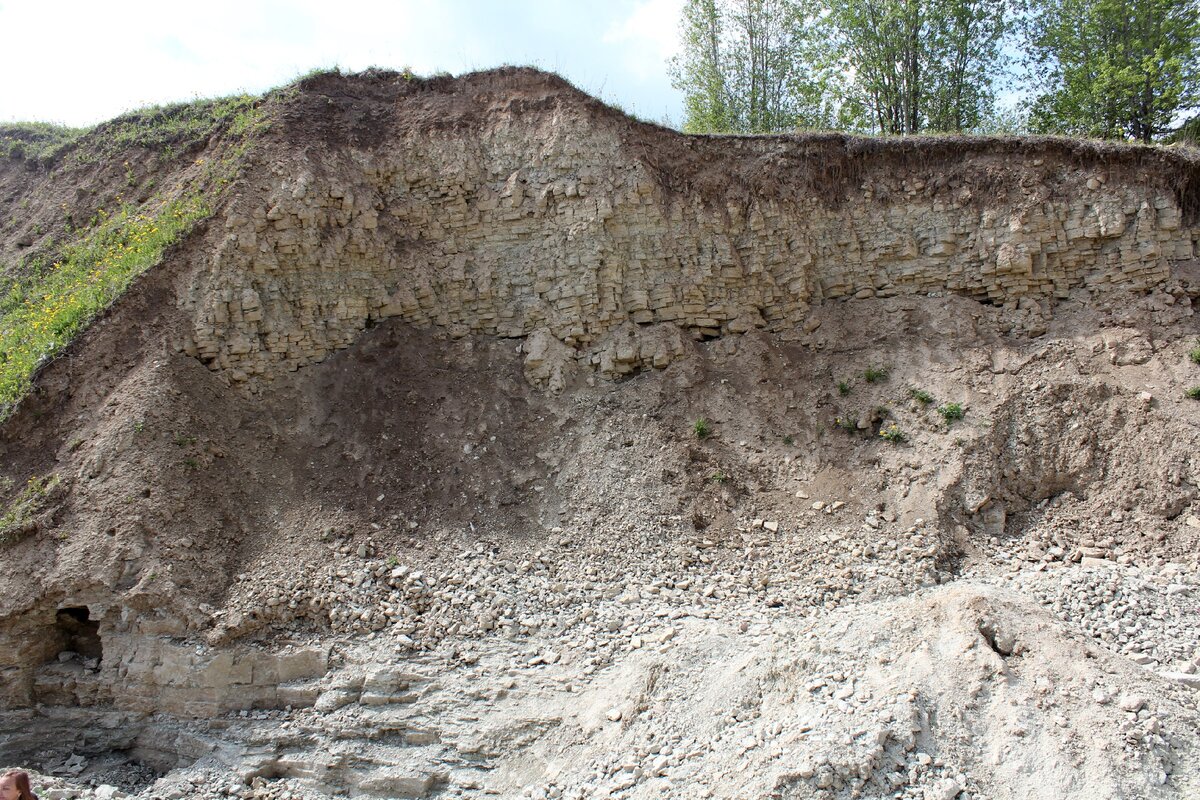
1118 694 1147 713
925 778 962 800
1159 671 1200 689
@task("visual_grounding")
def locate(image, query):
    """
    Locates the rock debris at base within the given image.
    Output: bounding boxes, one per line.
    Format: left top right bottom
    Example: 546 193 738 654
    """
8 530 1199 799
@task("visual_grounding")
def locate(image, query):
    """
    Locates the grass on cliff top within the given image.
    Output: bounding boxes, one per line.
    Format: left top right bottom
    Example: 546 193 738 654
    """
0 195 209 418
0 122 89 161
84 94 262 159
2 94 263 165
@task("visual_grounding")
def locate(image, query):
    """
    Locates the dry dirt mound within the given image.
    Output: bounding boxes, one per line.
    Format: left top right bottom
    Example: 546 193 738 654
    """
1 68 1199 799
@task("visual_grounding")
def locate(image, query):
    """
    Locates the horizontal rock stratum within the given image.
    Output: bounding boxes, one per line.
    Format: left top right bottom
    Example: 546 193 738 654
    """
177 69 1199 387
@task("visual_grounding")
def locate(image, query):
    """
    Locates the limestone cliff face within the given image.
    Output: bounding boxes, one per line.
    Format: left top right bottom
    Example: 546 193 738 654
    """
176 69 1199 389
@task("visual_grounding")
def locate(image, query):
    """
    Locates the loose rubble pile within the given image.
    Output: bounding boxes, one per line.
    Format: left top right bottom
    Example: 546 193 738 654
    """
213 511 944 646
8 313 1200 798
8 500 1200 799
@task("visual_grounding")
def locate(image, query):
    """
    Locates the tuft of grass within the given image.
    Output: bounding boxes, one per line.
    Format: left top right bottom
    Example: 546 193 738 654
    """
710 471 728 484
864 366 889 383
879 423 906 443
910 388 934 406
0 196 211 419
837 380 851 395
834 414 858 433
693 418 712 439
0 474 60 545
1186 386 1200 400
1190 343 1200 365
296 65 345 83
938 402 966 423
83 94 262 161
782 434 794 446
0 122 88 161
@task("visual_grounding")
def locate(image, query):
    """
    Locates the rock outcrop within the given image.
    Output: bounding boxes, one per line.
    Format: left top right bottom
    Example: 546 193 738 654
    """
176 69 1200 387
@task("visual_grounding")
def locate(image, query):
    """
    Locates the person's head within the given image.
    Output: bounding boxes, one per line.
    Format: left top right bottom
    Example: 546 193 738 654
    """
0 770 34 800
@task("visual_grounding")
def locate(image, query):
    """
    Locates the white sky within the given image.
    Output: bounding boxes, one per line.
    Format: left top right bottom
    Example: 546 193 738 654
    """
0 0 687 128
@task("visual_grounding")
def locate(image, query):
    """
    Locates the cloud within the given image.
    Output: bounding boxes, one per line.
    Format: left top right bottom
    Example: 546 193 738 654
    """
603 0 685 81
0 0 461 124
0 0 686 127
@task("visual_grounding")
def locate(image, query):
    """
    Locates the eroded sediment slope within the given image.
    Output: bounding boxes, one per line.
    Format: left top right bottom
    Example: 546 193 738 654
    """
0 68 1199 799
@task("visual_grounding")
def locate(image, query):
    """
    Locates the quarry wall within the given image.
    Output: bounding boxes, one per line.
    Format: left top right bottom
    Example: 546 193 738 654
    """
174 88 1200 388
5 74 1200 795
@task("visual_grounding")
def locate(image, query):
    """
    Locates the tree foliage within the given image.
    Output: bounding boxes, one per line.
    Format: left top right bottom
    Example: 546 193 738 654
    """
1022 0 1200 142
828 0 1008 133
1172 113 1200 145
670 0 1008 134
669 0 837 133
670 0 1199 140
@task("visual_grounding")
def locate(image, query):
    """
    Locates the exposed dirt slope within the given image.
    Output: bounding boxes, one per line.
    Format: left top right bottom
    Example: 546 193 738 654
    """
0 69 1198 800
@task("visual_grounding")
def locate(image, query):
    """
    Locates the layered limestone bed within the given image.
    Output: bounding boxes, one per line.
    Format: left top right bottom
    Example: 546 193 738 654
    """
175 72 1198 389
1 69 1200 799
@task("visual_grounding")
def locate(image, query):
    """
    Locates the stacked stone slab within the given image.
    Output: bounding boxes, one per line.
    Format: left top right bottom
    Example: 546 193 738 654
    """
175 74 1200 388
0 599 328 715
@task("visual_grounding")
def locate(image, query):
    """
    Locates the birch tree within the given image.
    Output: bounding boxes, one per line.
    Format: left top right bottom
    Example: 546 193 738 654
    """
669 0 837 132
